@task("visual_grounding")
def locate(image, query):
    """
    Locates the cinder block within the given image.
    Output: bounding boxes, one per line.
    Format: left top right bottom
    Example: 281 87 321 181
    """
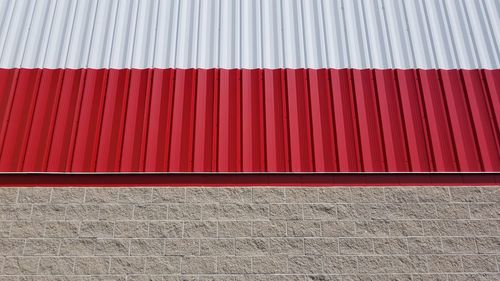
152 188 185 203
384 187 418 203
449 187 484 202
44 221 79 237
441 237 476 253
113 221 149 238
219 188 252 203
350 188 385 203
94 239 130 256
373 238 408 254
0 239 24 256
470 203 500 219
130 239 164 256
10 221 45 238
144 256 181 274
168 204 202 220
318 188 353 203
186 188 218 203
435 203 470 219
253 188 285 203
387 220 423 236
59 238 96 256
0 189 17 204
322 221 356 237
385 203 435 220
269 237 303 255
98 204 134 220
427 255 463 273
303 204 337 220
200 238 235 256
356 256 393 274
338 204 388 220
322 256 358 274
270 204 302 220
24 238 60 255
251 256 287 274
79 221 115 238
288 256 322 274
216 204 268 220
31 204 66 221
0 221 10 238
181 256 217 274
74 257 110 275
252 220 286 237
415 187 450 203
339 238 373 255
407 237 443 254
287 220 321 237
118 188 152 203
85 188 120 203
218 221 252 238
183 221 218 238
2 257 39 275
164 239 199 256
0 204 31 220
285 188 318 203
217 256 251 274
51 188 85 203
1 186 496 279
304 238 338 255
18 188 51 203
109 256 144 274
476 236 500 253
133 204 161 220
390 255 427 273
38 257 74 275
461 255 498 272
149 221 183 238
355 220 389 237
235 238 269 256
65 204 100 220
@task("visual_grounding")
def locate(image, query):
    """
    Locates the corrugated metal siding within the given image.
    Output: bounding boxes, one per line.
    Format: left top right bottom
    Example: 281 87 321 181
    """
0 0 499 69
0 0 499 174
0 68 499 172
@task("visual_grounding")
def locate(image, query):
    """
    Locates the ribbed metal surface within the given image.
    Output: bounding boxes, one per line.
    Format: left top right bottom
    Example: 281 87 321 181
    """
0 0 499 69
0 68 499 172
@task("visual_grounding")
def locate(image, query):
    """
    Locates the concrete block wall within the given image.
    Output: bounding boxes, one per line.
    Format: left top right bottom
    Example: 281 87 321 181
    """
0 186 498 280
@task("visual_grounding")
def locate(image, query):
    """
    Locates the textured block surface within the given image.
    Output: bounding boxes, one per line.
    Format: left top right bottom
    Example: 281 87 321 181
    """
0 186 499 280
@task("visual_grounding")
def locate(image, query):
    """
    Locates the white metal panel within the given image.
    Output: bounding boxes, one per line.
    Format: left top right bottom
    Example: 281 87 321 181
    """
261 0 284 69
0 0 498 69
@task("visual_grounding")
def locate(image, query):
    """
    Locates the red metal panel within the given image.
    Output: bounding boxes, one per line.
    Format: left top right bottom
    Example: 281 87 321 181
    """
23 69 64 171
395 70 432 172
242 70 266 172
286 69 314 172
145 69 175 172
330 69 361 172
96 69 131 172
374 69 409 172
0 68 499 173
0 69 42 171
263 70 289 172
192 69 217 172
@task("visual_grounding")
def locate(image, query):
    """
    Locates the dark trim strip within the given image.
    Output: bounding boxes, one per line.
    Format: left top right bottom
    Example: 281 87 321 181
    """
0 173 498 187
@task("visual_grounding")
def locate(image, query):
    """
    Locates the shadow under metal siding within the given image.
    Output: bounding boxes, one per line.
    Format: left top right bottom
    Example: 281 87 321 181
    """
0 68 498 172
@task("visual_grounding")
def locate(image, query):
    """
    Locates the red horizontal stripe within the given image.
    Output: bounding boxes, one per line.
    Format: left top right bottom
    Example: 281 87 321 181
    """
0 68 498 173
0 173 498 187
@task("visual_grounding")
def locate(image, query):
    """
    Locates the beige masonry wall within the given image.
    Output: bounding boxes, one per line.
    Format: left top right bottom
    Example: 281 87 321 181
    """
0 186 499 280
